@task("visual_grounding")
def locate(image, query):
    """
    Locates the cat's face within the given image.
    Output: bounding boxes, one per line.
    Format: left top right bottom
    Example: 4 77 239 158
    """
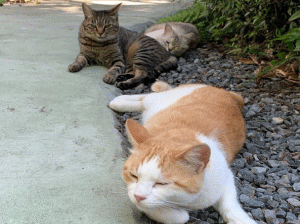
161 25 188 57
123 120 210 210
81 3 120 41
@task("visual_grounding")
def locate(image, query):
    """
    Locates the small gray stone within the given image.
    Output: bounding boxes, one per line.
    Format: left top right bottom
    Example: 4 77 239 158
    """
267 199 279 209
221 63 232 69
272 117 284 125
262 98 274 104
276 210 286 219
281 105 289 112
252 167 267 174
267 160 280 168
239 169 254 182
287 198 300 207
179 57 186 63
244 199 265 208
251 208 264 220
240 194 250 203
186 79 196 84
233 158 247 169
292 182 300 191
286 212 297 221
265 209 279 224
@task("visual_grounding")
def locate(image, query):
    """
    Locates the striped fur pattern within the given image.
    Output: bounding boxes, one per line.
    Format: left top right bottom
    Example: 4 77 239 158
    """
68 3 177 89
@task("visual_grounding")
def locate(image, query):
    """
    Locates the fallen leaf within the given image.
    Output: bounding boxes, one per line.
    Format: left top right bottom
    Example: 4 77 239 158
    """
239 58 256 64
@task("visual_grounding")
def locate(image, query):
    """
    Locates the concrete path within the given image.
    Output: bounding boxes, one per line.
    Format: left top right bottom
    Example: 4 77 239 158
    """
0 1 187 223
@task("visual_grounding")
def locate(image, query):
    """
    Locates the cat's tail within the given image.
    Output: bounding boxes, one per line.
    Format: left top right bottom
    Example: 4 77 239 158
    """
151 80 173 92
154 56 178 75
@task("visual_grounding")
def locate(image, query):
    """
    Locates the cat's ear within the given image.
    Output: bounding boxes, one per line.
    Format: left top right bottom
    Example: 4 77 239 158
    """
179 144 211 173
82 3 94 19
107 3 122 16
163 23 174 35
126 119 151 145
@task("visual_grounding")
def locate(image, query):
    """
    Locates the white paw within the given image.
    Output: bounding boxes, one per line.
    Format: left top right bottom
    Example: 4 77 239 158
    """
109 95 130 112
145 209 189 224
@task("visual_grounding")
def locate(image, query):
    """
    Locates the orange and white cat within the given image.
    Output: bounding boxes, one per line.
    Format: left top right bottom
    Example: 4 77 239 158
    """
109 81 256 224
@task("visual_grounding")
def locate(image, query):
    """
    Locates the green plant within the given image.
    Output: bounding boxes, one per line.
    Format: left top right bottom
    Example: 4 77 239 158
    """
255 10 300 81
157 2 210 39
202 0 300 46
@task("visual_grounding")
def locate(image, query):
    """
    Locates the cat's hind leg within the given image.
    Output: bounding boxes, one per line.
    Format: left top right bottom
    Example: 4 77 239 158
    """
116 69 153 90
213 171 257 224
115 68 135 82
68 54 89 72
109 94 146 112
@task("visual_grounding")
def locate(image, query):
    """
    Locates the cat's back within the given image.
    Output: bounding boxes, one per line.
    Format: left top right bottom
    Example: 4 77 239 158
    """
144 85 245 163
145 22 199 36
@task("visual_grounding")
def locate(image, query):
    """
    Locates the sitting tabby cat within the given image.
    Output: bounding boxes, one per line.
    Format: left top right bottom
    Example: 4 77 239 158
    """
109 81 257 224
68 3 177 89
144 22 200 57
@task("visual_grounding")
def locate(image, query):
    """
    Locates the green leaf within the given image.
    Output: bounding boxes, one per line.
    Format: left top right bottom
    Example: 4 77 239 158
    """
228 48 242 54
277 52 287 60
289 10 300 22
294 40 300 52
270 60 278 66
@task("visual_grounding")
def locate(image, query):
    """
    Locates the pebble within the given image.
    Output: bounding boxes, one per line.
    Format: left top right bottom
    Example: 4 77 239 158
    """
287 198 300 207
267 160 280 168
293 182 300 191
264 209 279 224
252 208 264 219
252 167 267 174
272 117 284 125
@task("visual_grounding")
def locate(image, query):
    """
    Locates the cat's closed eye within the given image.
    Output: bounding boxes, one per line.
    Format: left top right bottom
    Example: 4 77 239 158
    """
129 172 138 180
154 181 170 187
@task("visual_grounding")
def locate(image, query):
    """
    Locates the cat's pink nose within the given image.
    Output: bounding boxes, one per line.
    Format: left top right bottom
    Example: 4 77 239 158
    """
134 194 146 203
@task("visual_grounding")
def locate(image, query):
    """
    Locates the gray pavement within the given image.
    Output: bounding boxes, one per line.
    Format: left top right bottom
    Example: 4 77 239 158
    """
0 1 187 223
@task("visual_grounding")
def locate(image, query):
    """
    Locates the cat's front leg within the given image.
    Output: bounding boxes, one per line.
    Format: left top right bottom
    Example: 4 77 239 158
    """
109 94 146 112
144 207 189 224
103 61 125 84
214 171 257 224
68 54 89 73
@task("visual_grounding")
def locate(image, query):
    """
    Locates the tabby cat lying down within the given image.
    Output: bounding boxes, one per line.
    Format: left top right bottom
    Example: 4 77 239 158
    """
68 3 177 90
144 22 200 57
109 81 256 224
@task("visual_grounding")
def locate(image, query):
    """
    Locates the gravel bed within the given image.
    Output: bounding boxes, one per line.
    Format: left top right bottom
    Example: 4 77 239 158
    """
112 44 300 224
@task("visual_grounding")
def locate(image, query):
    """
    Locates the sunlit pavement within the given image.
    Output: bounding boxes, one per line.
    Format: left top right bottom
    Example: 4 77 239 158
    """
0 1 187 223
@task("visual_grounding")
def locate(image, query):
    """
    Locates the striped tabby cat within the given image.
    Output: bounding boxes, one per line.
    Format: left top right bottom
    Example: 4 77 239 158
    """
68 3 177 89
